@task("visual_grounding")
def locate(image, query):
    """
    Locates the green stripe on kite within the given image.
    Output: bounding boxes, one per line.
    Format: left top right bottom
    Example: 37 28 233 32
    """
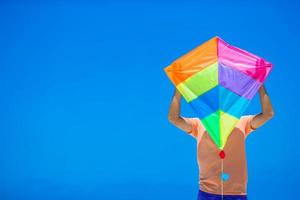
176 62 218 102
201 110 239 149
219 111 239 149
201 110 221 148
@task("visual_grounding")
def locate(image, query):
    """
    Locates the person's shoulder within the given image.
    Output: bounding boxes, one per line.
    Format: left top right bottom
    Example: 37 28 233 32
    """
236 114 255 128
181 117 205 138
181 116 199 123
239 114 257 136
240 114 255 121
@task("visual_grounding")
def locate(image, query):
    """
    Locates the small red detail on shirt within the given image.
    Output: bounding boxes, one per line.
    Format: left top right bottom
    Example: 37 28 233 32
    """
219 150 225 159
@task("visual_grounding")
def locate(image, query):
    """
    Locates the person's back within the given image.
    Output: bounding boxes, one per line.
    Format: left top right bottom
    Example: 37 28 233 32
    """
183 115 255 195
167 85 274 200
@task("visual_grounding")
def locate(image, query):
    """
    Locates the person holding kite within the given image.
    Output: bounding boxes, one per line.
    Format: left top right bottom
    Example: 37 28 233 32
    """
164 37 275 200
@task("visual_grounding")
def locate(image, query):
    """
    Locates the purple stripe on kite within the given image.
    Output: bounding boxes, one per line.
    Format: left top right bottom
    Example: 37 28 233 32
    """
218 63 262 100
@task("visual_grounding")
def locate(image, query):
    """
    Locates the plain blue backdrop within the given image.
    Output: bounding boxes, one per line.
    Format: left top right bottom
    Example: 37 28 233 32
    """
1 0 299 199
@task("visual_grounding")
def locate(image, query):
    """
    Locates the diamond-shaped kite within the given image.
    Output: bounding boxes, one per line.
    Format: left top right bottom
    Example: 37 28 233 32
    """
164 36 272 149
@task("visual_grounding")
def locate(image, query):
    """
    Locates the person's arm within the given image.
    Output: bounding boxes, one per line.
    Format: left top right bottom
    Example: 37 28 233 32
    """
167 88 193 133
250 84 275 129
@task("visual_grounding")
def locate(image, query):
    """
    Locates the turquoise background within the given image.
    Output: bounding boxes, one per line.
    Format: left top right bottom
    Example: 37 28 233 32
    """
1 0 299 199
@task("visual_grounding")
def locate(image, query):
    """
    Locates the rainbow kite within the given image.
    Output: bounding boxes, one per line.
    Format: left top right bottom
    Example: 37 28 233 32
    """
164 36 273 150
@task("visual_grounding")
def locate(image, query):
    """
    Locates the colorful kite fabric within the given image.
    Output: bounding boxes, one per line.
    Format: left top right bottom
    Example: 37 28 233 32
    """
164 36 272 150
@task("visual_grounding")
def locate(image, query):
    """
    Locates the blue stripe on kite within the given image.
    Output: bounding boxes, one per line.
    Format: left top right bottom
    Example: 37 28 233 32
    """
189 86 219 119
189 85 250 119
219 86 250 118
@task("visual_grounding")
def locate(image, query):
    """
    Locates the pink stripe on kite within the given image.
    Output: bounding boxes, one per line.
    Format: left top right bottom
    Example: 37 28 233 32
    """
217 38 272 83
